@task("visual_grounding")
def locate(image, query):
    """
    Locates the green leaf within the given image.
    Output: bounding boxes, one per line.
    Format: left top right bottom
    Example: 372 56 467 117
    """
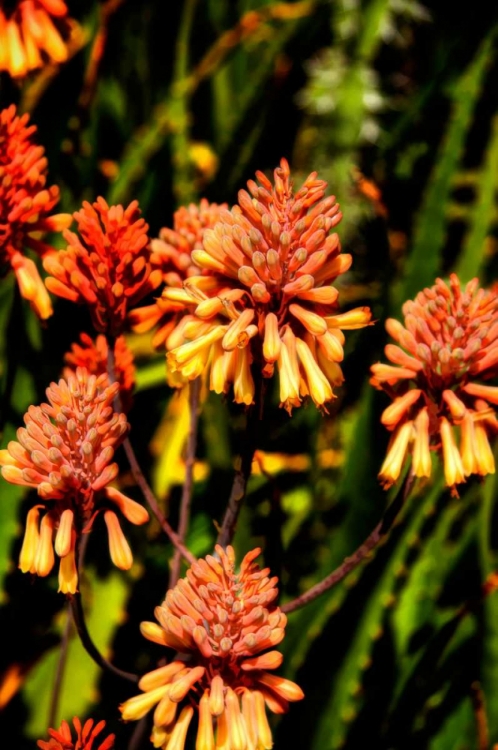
399 26 496 306
23 570 129 736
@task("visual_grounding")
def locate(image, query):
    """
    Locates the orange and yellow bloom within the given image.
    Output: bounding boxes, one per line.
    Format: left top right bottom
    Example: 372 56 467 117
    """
120 545 303 750
164 158 371 411
63 332 136 413
0 104 71 318
37 716 115 750
371 274 498 489
44 198 162 336
130 198 227 349
0 0 78 78
0 367 149 593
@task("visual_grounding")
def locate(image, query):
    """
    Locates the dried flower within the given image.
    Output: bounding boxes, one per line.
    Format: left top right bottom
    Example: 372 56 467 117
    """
120 545 303 750
63 332 135 413
370 274 498 490
0 367 149 593
37 716 115 750
44 198 162 336
0 0 78 78
164 158 371 412
130 199 227 349
0 104 71 318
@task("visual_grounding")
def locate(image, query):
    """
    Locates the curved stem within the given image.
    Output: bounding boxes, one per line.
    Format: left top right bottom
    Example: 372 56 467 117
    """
282 472 414 615
69 590 138 683
169 377 201 589
216 377 264 549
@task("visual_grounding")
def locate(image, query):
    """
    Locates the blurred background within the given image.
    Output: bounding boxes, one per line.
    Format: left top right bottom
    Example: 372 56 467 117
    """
1 0 498 747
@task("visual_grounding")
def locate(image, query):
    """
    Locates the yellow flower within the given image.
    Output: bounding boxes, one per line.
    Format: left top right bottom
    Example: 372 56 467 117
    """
371 274 498 490
0 367 148 592
165 158 371 412
120 545 304 750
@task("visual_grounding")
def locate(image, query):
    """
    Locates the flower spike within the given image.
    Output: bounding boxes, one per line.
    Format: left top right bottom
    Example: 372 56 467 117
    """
371 274 498 491
163 158 371 411
0 367 149 592
120 545 303 750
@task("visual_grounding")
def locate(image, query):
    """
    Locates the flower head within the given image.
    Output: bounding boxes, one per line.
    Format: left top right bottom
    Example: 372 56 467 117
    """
129 199 227 349
0 0 78 78
120 545 303 750
37 717 115 750
371 274 498 490
0 104 71 318
44 198 162 336
63 332 135 413
164 158 371 412
0 367 149 592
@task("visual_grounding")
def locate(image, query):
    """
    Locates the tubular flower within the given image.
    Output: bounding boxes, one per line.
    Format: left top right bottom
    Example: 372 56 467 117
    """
370 274 498 490
43 198 162 336
129 198 227 350
63 332 135 413
0 0 78 78
165 158 372 412
0 104 71 318
120 545 304 750
37 716 115 750
0 367 149 593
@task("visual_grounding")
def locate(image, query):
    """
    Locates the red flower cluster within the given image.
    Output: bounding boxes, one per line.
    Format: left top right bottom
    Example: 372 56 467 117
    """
0 104 71 318
63 332 136 413
37 717 114 750
44 198 162 335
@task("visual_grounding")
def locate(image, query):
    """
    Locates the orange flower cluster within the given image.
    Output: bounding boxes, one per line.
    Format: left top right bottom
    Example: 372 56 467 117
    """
371 274 498 489
0 104 71 318
37 717 115 750
0 0 77 78
44 198 162 336
130 198 227 349
0 367 149 593
120 545 303 750
164 158 371 411
63 332 136 413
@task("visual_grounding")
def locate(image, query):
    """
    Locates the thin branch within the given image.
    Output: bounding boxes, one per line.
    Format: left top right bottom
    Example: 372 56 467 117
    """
470 681 489 750
105 336 196 567
169 377 201 588
122 436 197 567
216 378 264 549
48 602 72 728
69 590 138 683
78 0 126 112
282 473 414 614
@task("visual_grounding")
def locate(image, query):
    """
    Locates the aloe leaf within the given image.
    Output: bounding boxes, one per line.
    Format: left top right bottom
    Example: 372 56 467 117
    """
399 27 496 306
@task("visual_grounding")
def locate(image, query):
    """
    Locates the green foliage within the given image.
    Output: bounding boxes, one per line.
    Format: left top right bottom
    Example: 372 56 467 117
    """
1 1 498 749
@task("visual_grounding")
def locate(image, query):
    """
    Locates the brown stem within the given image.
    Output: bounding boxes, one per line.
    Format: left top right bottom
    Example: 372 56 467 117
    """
470 681 489 750
78 0 126 112
169 377 201 589
69 590 138 683
282 472 414 614
122 436 196 567
105 336 196 567
48 602 72 728
216 378 264 549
